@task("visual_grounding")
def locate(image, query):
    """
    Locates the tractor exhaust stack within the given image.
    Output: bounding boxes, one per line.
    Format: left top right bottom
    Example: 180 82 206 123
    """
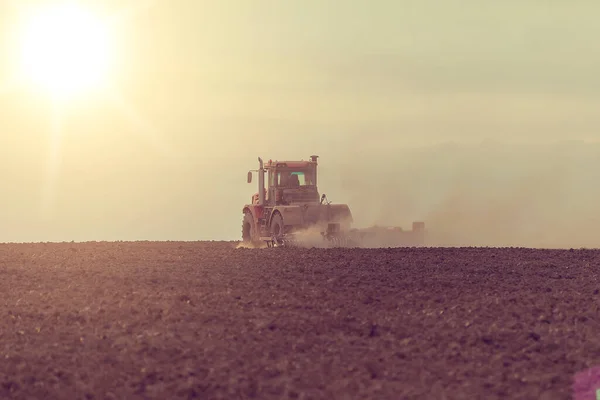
258 157 265 206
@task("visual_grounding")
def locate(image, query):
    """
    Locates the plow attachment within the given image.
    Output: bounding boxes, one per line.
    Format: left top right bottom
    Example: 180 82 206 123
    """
264 222 426 248
265 232 357 248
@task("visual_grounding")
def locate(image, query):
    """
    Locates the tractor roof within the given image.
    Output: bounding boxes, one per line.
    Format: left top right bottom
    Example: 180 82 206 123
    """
265 160 315 169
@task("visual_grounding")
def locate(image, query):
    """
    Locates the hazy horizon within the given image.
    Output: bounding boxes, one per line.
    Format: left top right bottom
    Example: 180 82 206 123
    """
0 1 599 246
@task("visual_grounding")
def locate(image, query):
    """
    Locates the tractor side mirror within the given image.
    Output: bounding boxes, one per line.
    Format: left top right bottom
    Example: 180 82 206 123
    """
247 171 252 183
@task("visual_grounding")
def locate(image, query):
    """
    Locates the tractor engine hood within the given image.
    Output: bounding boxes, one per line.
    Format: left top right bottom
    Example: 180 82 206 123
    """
280 187 320 204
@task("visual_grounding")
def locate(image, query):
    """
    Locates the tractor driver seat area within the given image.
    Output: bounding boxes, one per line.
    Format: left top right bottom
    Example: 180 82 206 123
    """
289 174 300 187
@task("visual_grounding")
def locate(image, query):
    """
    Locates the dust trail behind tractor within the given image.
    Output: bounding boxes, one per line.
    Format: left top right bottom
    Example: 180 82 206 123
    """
264 222 426 248
241 155 425 249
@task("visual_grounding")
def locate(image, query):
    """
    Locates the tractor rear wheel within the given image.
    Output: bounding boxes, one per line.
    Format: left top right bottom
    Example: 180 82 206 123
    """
242 212 260 247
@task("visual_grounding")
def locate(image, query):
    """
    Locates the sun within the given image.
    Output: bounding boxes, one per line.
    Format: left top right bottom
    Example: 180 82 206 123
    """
16 3 112 101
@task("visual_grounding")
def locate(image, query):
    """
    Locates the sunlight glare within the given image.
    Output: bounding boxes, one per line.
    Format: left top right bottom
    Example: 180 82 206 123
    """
18 3 112 100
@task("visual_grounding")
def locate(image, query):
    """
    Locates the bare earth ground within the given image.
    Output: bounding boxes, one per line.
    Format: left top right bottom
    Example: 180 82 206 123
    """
1 242 599 400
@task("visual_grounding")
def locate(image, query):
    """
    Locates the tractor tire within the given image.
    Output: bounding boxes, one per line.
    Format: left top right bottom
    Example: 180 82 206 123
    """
242 212 261 247
270 212 284 239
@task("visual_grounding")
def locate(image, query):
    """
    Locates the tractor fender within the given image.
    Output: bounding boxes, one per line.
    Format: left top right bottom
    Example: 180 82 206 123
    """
267 204 354 229
242 205 264 224
268 206 303 228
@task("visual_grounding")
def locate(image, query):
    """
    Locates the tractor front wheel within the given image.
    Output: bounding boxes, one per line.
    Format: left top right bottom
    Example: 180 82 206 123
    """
242 212 260 247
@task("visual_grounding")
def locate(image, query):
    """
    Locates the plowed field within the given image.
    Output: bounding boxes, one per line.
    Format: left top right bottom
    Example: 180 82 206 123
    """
1 242 599 399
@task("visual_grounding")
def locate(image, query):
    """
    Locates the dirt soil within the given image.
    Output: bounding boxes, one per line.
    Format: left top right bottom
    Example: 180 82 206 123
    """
1 242 599 400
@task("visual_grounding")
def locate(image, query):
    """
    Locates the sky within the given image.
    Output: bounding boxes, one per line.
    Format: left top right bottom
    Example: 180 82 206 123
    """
0 0 599 244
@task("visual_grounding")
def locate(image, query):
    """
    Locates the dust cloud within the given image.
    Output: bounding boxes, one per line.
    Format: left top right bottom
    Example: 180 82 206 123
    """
235 241 267 249
331 140 600 249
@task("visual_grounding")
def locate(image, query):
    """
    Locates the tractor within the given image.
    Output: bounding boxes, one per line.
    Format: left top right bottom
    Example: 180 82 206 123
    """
241 155 425 248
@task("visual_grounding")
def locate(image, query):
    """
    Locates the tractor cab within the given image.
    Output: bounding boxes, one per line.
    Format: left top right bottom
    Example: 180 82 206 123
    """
266 162 320 205
248 155 321 206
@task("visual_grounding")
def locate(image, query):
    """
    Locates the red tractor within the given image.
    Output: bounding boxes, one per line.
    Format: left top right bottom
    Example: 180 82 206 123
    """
241 155 425 248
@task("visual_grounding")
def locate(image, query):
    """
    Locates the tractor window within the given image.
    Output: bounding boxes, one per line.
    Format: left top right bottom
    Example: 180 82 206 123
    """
269 171 275 187
276 170 314 187
292 172 306 185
